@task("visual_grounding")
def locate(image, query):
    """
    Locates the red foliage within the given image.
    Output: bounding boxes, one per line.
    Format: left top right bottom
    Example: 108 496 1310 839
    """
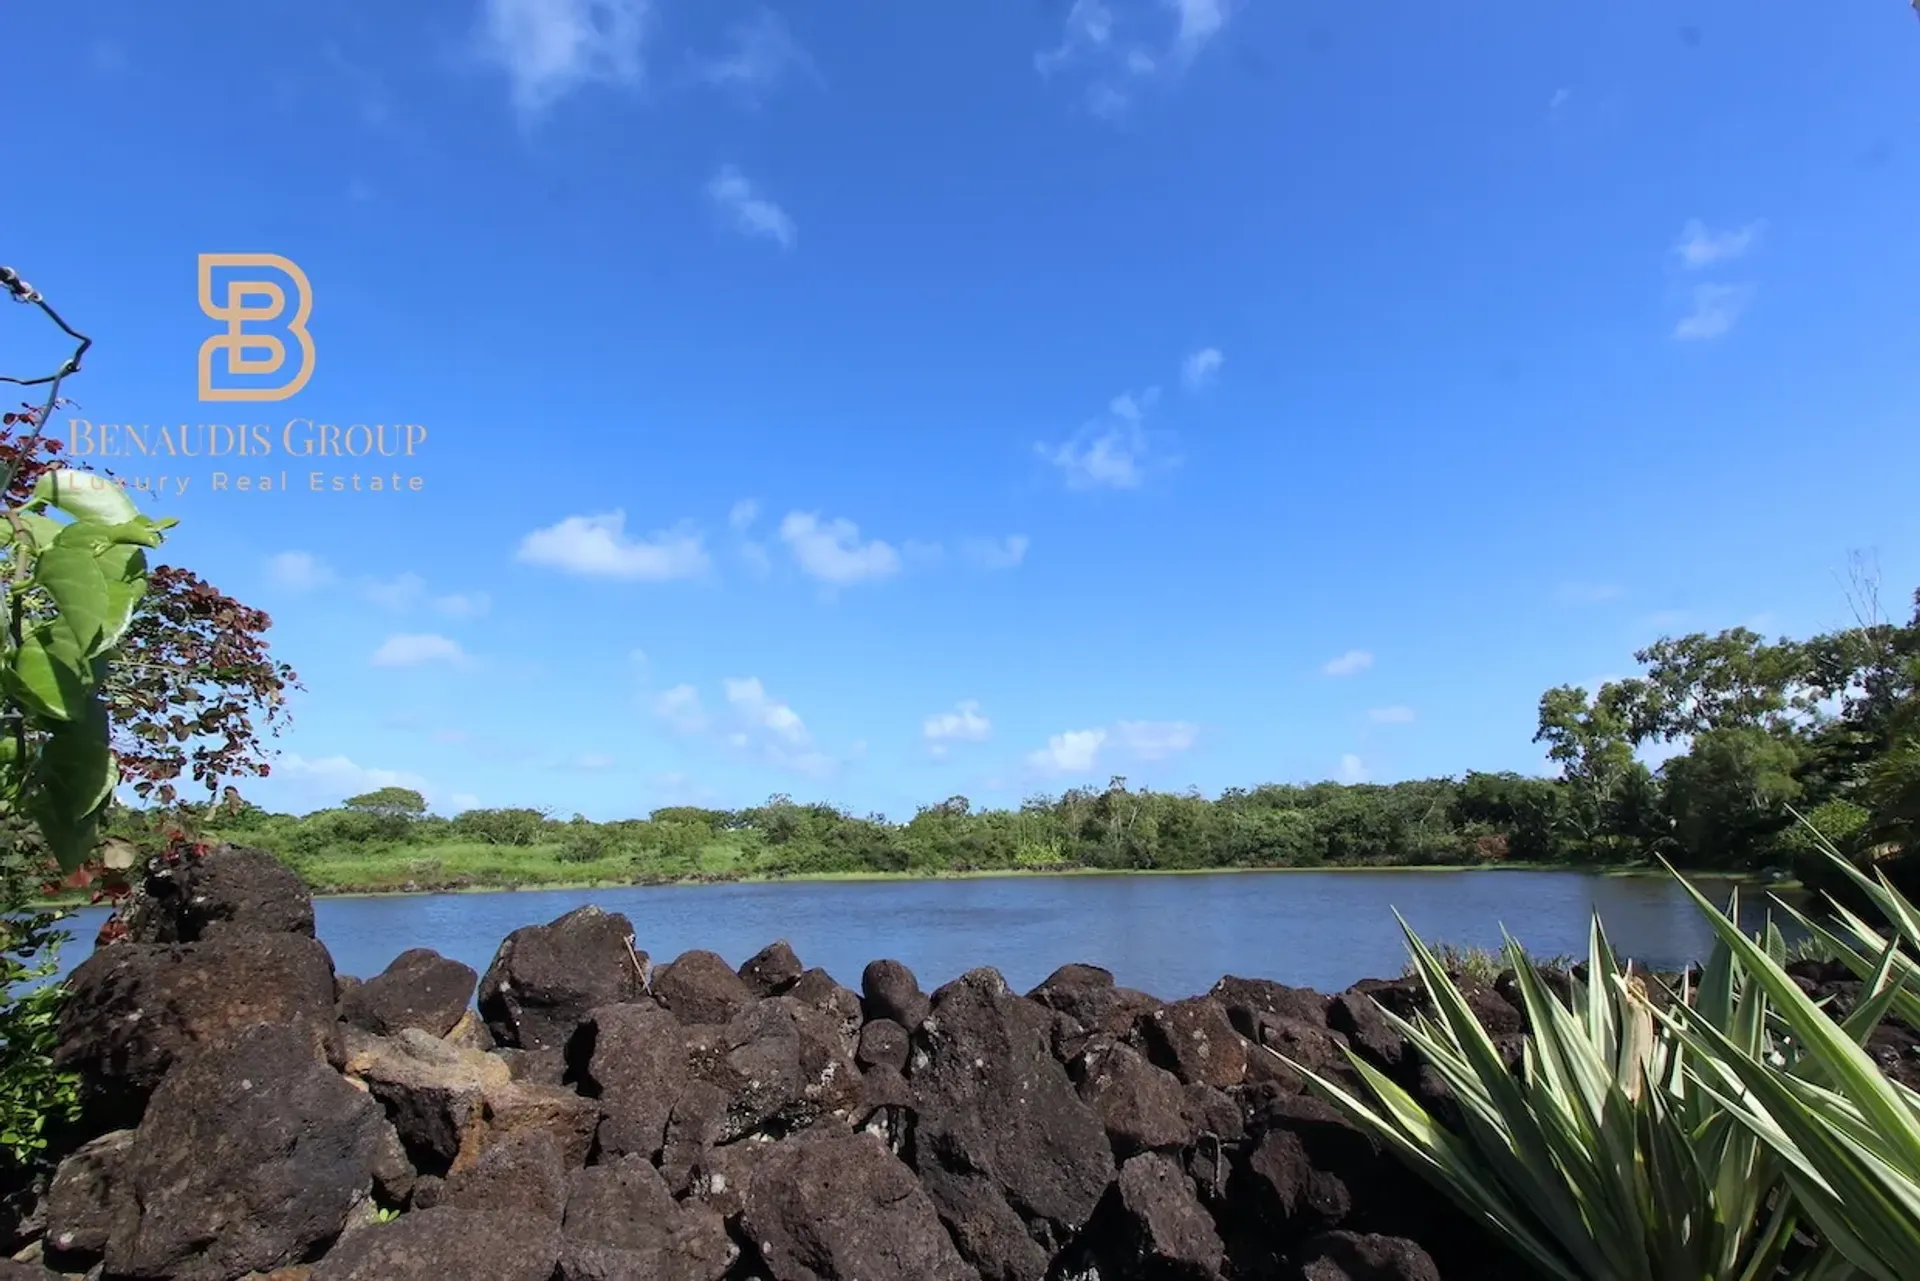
1 404 297 903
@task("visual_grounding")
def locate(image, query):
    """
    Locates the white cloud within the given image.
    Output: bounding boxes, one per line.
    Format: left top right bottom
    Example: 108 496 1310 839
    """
1368 706 1416 725
925 700 991 746
1181 346 1223 391
708 165 796 249
575 752 616 770
267 551 334 591
1042 427 1147 489
1556 581 1626 605
1549 87 1571 114
432 729 470 744
1323 649 1374 677
477 0 650 118
371 633 467 668
724 676 808 745
1037 0 1231 117
1674 219 1766 270
1170 0 1230 66
1338 753 1368 784
1674 283 1755 341
654 684 708 735
698 7 812 96
516 511 711 580
448 791 482 812
729 498 760 531
1029 728 1108 775
1035 0 1115 74
779 511 901 585
1040 387 1165 490
960 535 1029 570
1112 720 1200 760
1024 717 1198 775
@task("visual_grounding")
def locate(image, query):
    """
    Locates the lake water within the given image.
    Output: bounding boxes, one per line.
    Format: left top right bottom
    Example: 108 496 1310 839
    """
38 868 1807 999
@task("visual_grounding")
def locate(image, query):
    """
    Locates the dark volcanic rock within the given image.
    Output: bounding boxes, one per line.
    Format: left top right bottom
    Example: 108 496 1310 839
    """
0 1263 57 1280
559 1155 736 1281
102 1024 387 1280
701 995 863 1140
1137 997 1251 1089
787 967 864 1056
54 932 337 1122
660 1082 731 1193
1296 1230 1443 1281
652 949 756 1026
440 1128 568 1223
860 958 928 1030
309 1206 561 1281
495 1045 568 1086
1083 1151 1226 1281
1030 963 1165 1038
740 1129 974 1281
908 967 1115 1281
115 844 315 944
43 1129 134 1265
478 905 647 1050
1073 1038 1194 1157
576 1002 688 1160
339 947 477 1038
739 940 806 996
855 1017 910 1073
1211 975 1333 1037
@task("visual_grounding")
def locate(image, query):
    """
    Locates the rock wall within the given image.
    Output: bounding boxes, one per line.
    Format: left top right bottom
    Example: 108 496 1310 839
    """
26 844 1904 1281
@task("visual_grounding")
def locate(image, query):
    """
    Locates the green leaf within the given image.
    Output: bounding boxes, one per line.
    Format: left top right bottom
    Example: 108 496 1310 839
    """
32 541 113 657
31 468 137 525
7 621 93 721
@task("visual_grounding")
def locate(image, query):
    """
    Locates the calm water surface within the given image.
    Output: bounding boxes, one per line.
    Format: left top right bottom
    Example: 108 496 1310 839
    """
43 869 1802 999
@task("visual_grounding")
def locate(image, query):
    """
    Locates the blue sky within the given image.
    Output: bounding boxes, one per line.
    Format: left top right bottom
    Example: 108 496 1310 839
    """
3 1 1918 822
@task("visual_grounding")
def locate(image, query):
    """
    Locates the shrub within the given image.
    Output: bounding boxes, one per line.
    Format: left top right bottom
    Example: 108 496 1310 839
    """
0 825 82 1179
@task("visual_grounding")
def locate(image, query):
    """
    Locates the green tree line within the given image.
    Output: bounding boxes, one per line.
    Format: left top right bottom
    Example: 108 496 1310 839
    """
102 584 1920 895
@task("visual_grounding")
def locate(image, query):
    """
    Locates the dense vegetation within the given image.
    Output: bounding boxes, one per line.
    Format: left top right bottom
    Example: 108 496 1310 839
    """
93 579 1920 897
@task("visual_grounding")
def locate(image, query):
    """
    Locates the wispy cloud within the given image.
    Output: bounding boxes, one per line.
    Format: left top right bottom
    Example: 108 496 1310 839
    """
708 165 796 249
1113 720 1200 760
1039 388 1163 490
779 512 901 586
729 499 760 531
1368 706 1416 725
960 535 1029 570
1181 346 1223 391
654 683 709 734
371 633 468 668
266 550 335 592
1338 753 1368 784
1673 282 1755 341
1323 649 1374 677
363 572 492 618
516 511 711 580
1674 218 1766 270
477 0 651 119
1037 0 1232 118
925 700 992 755
697 7 814 99
1024 717 1200 776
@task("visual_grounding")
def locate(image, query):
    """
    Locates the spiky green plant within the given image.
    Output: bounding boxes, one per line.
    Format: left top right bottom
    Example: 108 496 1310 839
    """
1654 831 1920 1281
1275 911 1820 1281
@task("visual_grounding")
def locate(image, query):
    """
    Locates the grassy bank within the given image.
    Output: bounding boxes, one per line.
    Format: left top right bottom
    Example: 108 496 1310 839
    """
40 835 1768 907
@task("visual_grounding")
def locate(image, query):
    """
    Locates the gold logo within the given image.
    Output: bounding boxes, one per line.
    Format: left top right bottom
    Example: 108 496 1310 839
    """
197 253 314 402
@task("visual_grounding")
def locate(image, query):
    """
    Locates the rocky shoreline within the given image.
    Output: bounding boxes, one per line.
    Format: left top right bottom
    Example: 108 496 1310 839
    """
8 846 1914 1281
